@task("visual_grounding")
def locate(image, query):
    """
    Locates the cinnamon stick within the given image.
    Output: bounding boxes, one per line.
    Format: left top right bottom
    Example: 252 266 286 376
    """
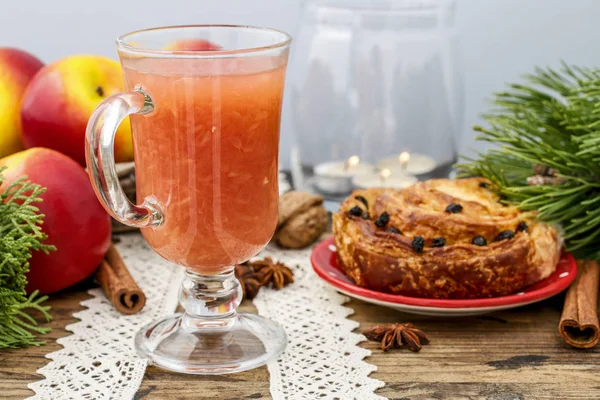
116 162 135 179
559 260 600 349
95 244 146 315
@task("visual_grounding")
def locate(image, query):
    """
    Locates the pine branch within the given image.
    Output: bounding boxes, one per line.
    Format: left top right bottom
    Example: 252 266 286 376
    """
0 167 55 348
457 63 600 260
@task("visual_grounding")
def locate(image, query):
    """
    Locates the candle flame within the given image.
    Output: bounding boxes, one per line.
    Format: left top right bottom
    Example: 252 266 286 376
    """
348 155 360 167
379 168 391 181
399 152 410 169
344 155 360 171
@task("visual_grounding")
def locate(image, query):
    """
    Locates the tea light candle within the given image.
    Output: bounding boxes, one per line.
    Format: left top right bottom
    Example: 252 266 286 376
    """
352 168 418 189
377 152 437 176
314 156 375 194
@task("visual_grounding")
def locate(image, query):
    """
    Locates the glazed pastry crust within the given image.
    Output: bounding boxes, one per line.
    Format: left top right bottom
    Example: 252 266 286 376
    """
333 178 563 299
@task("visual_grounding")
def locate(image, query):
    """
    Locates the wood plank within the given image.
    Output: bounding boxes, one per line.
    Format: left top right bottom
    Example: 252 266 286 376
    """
2 281 600 399
356 295 600 399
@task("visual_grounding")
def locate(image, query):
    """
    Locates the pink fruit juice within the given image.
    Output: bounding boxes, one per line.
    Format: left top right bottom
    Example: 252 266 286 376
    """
121 56 287 273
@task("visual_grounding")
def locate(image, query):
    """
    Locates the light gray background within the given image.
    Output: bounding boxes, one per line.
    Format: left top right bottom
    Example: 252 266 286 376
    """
3 0 598 163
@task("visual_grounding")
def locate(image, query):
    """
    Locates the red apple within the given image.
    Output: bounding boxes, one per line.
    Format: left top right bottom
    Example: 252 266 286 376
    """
0 147 111 294
20 55 133 166
164 39 222 51
0 48 44 158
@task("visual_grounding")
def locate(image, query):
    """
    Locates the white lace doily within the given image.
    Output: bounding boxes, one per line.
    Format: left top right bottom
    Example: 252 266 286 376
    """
28 235 385 400
255 245 386 400
27 234 185 400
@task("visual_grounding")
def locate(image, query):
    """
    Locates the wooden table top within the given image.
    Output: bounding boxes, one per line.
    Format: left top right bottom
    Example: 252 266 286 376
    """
2 279 600 400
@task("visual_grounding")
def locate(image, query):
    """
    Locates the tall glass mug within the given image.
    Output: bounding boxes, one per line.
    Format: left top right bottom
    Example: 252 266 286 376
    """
85 25 291 374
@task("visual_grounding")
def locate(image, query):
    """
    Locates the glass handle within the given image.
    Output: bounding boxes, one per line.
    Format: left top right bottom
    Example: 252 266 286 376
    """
85 89 163 228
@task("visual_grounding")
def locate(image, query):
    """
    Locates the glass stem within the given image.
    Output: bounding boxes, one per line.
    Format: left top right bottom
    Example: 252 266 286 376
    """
179 269 242 327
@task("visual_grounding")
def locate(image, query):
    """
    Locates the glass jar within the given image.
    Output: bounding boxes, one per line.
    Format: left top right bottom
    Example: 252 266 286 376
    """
287 0 463 202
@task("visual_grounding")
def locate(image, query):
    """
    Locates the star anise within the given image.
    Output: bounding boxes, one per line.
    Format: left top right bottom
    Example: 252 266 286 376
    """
247 257 294 290
234 264 262 299
363 323 429 352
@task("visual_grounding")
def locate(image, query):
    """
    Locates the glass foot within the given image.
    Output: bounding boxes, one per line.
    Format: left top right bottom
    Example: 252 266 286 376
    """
134 312 287 374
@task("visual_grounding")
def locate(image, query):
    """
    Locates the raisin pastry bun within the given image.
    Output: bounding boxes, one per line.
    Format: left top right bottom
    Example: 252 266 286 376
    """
332 178 563 299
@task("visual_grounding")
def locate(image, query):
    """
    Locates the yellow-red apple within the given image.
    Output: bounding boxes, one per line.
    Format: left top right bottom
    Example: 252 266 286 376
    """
20 55 133 165
0 48 44 158
0 147 112 294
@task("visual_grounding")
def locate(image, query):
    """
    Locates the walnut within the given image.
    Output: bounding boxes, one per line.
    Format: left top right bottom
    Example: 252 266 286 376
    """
274 191 329 249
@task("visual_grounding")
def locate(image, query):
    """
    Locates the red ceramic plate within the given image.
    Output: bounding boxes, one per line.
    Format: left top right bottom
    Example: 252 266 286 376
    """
311 237 577 316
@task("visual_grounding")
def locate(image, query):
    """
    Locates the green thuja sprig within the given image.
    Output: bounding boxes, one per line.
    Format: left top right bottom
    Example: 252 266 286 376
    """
0 166 55 348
